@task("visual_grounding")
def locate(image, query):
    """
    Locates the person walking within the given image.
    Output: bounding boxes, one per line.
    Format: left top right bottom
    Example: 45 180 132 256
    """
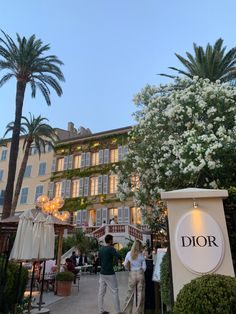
123 240 146 314
98 234 122 314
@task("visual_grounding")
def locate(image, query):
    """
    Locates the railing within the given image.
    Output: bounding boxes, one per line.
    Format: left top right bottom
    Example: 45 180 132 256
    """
84 227 98 234
108 225 125 233
128 225 143 240
93 226 105 238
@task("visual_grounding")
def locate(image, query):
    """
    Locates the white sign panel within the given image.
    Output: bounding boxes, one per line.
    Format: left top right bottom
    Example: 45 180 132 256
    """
175 210 224 274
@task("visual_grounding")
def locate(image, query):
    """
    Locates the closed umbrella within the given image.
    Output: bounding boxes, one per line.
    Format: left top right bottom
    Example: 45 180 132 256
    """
43 215 55 260
32 212 47 260
9 209 34 261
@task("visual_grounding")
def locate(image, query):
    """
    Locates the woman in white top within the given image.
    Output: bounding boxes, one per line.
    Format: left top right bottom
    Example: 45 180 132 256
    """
123 240 146 314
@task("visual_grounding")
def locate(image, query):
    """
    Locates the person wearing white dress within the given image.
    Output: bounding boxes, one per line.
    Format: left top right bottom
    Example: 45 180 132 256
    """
123 240 146 314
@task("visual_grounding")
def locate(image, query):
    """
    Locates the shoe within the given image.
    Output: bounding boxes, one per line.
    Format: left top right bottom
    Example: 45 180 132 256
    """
102 312 109 314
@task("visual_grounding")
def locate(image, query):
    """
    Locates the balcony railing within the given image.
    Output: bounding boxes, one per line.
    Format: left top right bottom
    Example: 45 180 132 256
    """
83 224 143 241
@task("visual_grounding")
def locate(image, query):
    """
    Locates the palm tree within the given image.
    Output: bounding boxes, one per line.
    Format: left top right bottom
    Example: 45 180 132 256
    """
160 38 236 83
0 31 64 219
4 114 58 215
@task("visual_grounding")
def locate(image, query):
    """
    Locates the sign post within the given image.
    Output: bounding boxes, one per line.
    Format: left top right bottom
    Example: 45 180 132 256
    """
161 188 235 300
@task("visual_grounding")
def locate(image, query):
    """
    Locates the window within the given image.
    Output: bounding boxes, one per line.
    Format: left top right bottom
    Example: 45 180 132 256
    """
110 148 118 163
90 177 99 196
109 175 118 194
130 207 141 225
74 155 81 169
20 187 28 204
1 149 7 161
35 185 43 201
91 152 99 166
72 180 79 197
0 170 3 181
24 165 32 177
0 190 5 206
131 175 140 191
57 158 64 171
38 162 46 176
108 208 118 221
54 182 62 197
47 143 53 152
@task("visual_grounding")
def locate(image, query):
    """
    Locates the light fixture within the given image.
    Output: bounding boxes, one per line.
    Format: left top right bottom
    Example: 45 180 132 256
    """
36 195 69 221
193 200 198 209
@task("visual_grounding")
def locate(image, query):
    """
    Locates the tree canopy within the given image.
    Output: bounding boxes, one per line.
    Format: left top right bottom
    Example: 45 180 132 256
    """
117 77 236 209
160 39 236 83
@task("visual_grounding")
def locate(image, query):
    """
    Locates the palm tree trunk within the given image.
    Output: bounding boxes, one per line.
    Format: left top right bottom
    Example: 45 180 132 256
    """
2 80 26 219
11 140 32 215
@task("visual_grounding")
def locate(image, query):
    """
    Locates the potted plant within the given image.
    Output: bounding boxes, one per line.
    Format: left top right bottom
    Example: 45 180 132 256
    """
56 271 74 296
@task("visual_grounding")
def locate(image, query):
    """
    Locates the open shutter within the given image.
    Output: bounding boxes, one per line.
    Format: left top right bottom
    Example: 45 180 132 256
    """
96 208 102 226
61 180 66 198
68 155 73 169
123 145 129 159
98 175 103 194
85 152 91 167
81 153 86 167
82 209 87 223
48 182 54 199
140 208 144 225
102 208 108 224
63 156 69 170
118 146 123 161
83 177 89 196
103 149 109 164
103 175 108 194
77 211 82 226
123 206 130 224
99 150 104 164
118 207 123 224
65 180 71 198
79 178 84 196
51 158 56 172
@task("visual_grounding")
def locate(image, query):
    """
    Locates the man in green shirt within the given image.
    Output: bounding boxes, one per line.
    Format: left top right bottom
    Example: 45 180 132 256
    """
98 234 122 314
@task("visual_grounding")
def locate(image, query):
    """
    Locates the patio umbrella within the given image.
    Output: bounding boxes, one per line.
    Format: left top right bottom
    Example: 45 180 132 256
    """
32 212 47 260
43 214 55 259
9 209 34 261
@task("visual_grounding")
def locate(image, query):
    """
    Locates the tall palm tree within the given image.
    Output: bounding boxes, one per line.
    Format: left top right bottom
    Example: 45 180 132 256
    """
0 31 64 219
160 38 236 83
4 114 58 215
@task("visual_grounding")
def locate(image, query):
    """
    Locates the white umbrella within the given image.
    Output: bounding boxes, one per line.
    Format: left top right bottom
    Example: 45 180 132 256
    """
9 209 34 261
32 212 47 260
43 215 55 259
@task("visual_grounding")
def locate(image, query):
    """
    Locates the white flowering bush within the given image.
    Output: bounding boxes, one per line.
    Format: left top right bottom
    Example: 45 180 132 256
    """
117 77 236 208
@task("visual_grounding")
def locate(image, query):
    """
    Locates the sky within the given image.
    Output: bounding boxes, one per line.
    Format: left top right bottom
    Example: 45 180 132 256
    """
0 0 235 136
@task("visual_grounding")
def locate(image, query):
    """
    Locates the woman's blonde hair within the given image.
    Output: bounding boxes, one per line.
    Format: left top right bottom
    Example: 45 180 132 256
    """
130 240 143 260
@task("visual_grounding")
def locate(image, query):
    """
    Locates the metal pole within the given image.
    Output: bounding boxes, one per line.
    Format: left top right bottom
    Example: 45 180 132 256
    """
27 261 36 314
38 260 46 311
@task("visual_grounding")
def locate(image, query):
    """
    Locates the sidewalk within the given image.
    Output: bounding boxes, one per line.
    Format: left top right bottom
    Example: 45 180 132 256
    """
48 271 128 314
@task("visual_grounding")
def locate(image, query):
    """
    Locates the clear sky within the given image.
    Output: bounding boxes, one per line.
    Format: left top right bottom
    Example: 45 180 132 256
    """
0 0 235 136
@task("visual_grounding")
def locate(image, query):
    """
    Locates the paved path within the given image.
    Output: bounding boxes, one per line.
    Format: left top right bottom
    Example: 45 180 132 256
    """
48 272 128 314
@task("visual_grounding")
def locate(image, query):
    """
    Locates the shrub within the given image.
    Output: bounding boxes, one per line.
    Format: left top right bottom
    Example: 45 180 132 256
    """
173 274 236 314
160 251 172 308
56 271 74 281
0 262 28 314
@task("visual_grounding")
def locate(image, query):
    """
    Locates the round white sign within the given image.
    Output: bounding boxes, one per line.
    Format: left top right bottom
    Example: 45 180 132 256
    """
175 210 224 274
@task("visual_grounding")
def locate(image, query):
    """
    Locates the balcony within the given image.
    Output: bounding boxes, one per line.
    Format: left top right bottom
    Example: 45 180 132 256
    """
80 224 150 242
